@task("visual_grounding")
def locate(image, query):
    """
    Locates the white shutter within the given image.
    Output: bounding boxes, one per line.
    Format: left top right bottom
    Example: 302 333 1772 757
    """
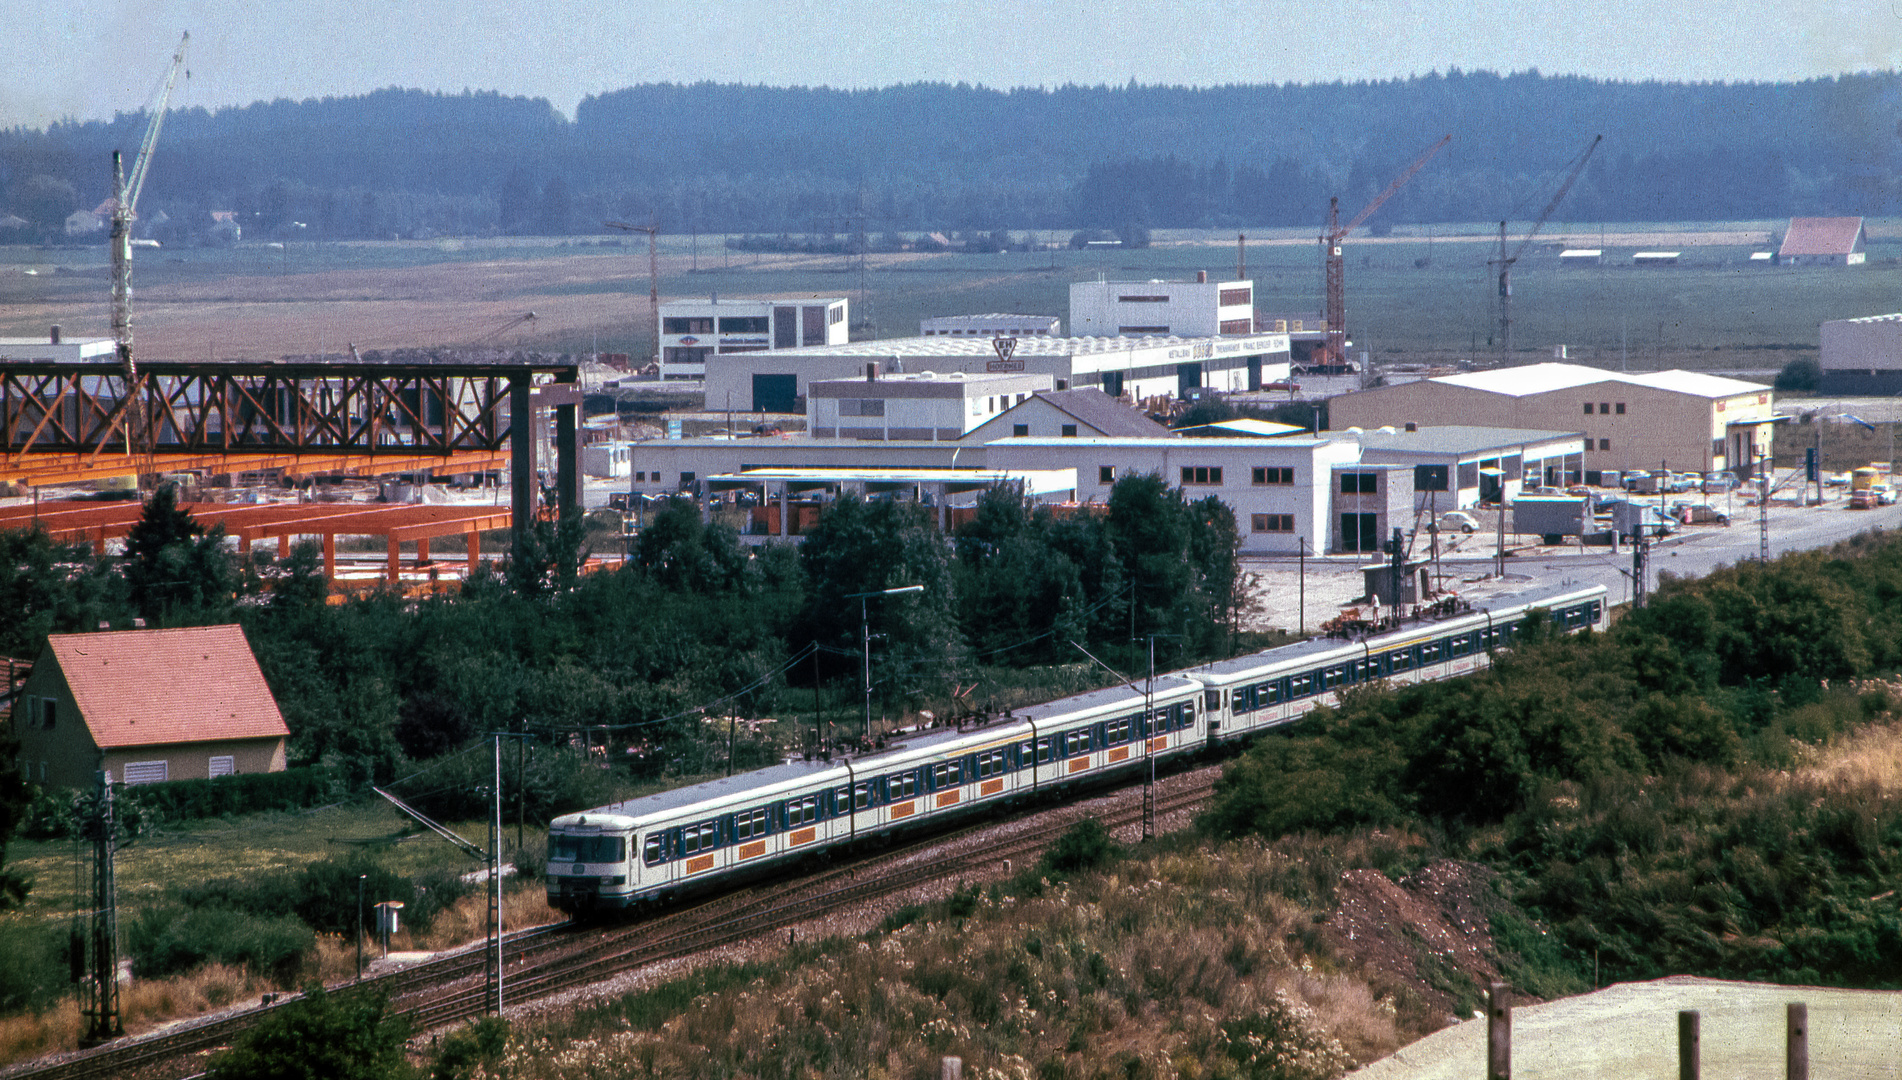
123 761 168 785
209 756 236 778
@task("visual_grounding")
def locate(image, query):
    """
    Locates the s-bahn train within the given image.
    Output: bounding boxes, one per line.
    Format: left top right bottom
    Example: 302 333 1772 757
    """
547 582 1606 914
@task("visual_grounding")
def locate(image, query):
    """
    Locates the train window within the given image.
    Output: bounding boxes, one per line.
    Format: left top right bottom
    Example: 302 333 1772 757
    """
1152 707 1172 731
1288 672 1312 698
1322 665 1347 689
833 786 851 811
1036 738 1053 763
787 796 819 826
1258 681 1280 705
1106 718 1133 744
682 822 717 855
887 772 917 799
1420 640 1442 663
1450 632 1476 657
734 808 768 841
1063 730 1090 755
853 783 871 809
554 835 626 863
1203 690 1221 711
1388 647 1415 672
977 750 1006 778
933 761 964 787
643 834 665 865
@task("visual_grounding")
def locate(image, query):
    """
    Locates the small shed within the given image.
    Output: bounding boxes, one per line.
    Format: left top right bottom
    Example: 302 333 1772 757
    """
1632 251 1681 266
9 625 290 789
1558 249 1604 267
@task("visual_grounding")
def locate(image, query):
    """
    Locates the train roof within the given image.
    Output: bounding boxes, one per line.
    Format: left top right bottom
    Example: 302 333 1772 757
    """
557 673 1202 828
1187 581 1603 681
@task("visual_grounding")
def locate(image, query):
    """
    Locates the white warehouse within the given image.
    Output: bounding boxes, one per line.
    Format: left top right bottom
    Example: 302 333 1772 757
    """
658 296 849 380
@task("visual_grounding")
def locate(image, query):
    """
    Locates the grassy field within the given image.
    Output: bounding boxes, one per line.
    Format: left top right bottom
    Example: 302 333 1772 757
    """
6 220 1901 371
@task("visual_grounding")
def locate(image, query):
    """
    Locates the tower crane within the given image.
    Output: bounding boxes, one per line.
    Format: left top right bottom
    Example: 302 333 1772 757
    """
604 219 660 365
110 31 189 490
1320 134 1449 370
1492 134 1601 359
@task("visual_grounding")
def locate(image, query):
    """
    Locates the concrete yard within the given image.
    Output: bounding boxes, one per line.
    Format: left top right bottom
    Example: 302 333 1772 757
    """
1352 977 1902 1080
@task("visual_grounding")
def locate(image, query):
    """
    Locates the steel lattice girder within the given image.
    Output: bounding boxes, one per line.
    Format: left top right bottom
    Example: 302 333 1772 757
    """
1 360 571 458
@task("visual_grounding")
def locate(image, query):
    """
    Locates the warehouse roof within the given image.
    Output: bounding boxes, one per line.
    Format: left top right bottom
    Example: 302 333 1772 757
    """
1030 389 1173 437
1430 363 1767 399
723 332 1286 359
1350 426 1582 456
46 625 289 749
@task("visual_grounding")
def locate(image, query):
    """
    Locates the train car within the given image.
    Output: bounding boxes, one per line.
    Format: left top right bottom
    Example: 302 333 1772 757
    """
548 583 1607 915
1191 582 1608 745
548 674 1204 914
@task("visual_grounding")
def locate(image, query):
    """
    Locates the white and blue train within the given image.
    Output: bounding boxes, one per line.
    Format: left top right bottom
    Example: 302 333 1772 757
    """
547 582 1606 914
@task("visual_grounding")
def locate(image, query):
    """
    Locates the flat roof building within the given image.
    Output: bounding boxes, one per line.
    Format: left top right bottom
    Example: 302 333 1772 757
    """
704 333 1291 414
921 314 1061 338
1820 312 1902 394
1070 275 1255 337
807 369 1052 441
1350 425 1585 507
658 297 848 380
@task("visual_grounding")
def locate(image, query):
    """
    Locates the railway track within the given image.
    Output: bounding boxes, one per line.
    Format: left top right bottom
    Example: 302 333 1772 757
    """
8 768 1217 1080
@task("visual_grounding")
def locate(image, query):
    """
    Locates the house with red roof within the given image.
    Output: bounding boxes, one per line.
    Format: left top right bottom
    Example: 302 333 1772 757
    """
1778 217 1866 266
9 625 289 789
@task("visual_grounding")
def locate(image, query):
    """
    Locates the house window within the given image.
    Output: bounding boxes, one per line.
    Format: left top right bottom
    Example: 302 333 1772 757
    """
1583 402 1593 415
1599 438 1611 451
1340 473 1378 494
1219 318 1253 334
1012 424 1029 437
1599 402 1610 414
838 399 885 417
1251 513 1295 533
1119 326 1170 335
123 761 169 785
1252 466 1294 485
1615 402 1626 414
1180 466 1223 485
39 699 54 731
1060 424 1078 437
1219 287 1251 306
210 755 236 778
1100 466 1115 483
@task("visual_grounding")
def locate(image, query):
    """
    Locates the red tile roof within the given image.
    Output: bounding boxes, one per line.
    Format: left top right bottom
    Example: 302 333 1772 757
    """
47 625 289 749
1779 217 1865 257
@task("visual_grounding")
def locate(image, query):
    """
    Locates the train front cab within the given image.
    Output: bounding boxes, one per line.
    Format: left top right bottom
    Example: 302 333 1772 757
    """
547 812 639 913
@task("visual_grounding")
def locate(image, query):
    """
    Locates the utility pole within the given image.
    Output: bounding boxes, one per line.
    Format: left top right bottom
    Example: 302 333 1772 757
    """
848 585 924 745
488 734 504 1016
1143 636 1156 841
80 771 122 1046
1759 450 1771 562
1297 537 1306 635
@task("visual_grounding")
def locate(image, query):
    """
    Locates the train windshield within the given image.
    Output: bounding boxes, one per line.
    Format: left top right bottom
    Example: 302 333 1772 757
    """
551 834 625 863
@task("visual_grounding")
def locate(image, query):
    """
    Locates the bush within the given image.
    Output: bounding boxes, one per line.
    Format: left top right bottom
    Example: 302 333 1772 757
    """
19 768 339 840
128 904 314 982
1773 357 1821 391
1043 819 1117 873
182 854 421 936
206 983 413 1080
392 743 615 823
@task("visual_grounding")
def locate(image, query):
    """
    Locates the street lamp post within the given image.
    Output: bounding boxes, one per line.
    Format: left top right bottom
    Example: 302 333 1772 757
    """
847 585 924 745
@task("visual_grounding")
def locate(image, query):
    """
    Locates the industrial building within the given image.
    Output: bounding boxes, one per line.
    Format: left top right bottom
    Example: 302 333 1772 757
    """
921 314 1062 338
1819 312 1902 394
1352 426 1585 506
1778 217 1866 266
657 296 849 380
1069 274 1255 337
807 370 1051 441
1328 363 1776 481
701 332 1292 414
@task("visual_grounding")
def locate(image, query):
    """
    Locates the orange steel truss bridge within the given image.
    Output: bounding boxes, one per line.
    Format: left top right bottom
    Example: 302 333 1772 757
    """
0 353 582 551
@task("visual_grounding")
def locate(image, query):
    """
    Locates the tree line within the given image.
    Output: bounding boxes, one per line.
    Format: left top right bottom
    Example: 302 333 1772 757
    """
4 70 1899 243
0 476 1244 900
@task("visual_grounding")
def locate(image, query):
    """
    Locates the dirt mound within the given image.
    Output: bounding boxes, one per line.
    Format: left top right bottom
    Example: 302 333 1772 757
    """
1321 859 1515 1026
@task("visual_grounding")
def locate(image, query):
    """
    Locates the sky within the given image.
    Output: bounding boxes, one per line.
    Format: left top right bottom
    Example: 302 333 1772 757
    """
5 0 1899 130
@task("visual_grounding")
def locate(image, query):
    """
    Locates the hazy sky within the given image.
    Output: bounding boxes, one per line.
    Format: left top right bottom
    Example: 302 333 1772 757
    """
7 0 1897 130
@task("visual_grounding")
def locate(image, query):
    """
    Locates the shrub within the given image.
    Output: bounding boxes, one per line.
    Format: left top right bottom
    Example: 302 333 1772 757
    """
128 904 314 982
205 983 413 1080
182 854 424 936
1044 819 1117 873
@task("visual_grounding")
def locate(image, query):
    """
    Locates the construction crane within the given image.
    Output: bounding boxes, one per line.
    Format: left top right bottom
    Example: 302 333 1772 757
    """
604 219 660 364
110 31 189 491
1320 134 1449 371
473 311 538 344
1493 134 1602 359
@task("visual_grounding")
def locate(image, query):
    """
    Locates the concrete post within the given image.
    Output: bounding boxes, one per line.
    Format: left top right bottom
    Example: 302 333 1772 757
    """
509 372 534 554
1678 1010 1699 1080
1487 982 1510 1080
555 368 578 519
1787 1003 1807 1080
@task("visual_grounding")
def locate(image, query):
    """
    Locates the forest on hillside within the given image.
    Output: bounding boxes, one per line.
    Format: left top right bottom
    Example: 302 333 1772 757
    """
3 71 1899 244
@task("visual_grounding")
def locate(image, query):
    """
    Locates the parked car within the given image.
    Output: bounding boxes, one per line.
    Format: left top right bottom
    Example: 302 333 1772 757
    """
1438 510 1481 534
1702 471 1739 493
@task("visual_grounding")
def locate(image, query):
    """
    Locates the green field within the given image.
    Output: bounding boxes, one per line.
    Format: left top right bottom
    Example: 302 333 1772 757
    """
6 220 1901 369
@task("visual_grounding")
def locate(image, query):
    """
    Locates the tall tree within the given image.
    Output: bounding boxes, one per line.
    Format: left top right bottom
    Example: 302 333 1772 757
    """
122 483 239 626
